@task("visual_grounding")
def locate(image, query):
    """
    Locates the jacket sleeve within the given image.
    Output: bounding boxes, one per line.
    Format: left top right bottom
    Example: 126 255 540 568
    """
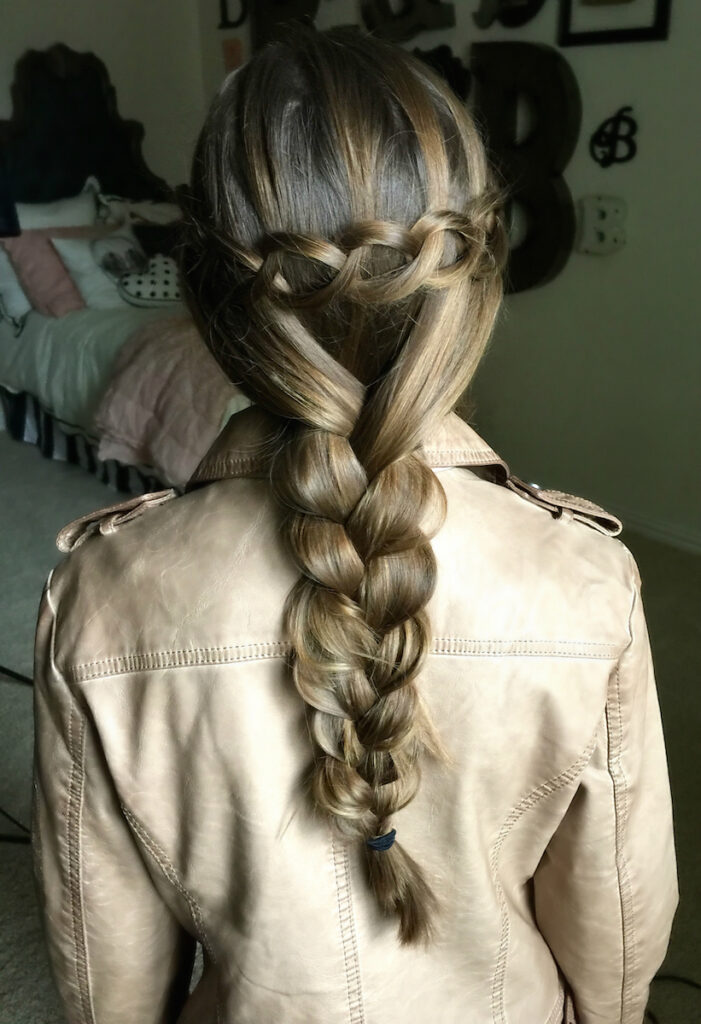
31 571 197 1024
532 547 679 1024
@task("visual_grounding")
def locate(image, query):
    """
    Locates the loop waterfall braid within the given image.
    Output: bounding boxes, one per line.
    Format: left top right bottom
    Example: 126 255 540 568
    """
365 828 397 851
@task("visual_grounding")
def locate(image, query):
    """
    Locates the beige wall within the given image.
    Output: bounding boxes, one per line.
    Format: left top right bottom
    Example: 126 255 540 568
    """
1 0 206 186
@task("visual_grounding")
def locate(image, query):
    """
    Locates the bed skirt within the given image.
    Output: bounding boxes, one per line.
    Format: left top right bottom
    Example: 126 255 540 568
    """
0 385 168 496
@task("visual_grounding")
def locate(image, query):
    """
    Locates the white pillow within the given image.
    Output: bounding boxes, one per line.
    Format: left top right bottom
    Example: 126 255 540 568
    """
91 229 147 279
52 235 130 310
0 248 31 331
16 177 100 230
117 254 181 307
97 193 181 227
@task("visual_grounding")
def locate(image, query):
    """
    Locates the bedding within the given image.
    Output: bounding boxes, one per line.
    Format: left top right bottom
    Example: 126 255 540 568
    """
0 223 122 328
0 44 184 493
94 314 250 486
2 232 85 316
0 305 172 433
97 193 180 227
0 384 167 494
52 235 134 310
15 177 99 230
117 253 181 307
0 249 32 328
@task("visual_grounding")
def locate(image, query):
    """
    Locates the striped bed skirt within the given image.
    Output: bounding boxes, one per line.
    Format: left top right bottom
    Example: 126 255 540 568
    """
0 385 168 496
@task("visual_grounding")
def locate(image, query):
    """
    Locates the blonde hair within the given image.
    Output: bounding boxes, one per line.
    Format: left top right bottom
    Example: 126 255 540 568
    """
179 25 508 947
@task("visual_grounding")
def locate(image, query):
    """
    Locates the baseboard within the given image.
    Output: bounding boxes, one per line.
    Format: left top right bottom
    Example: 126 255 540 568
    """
610 504 701 555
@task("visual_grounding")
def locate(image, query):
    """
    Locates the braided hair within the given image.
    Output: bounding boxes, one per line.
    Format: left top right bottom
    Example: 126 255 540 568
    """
179 25 508 947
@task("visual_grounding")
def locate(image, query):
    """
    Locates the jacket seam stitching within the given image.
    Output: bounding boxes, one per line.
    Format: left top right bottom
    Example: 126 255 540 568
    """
619 550 641 1015
120 806 216 959
120 805 222 1024
331 830 366 1024
48 567 95 1024
66 704 95 1024
196 449 501 478
489 730 599 1024
67 639 622 681
545 986 565 1024
607 663 638 1020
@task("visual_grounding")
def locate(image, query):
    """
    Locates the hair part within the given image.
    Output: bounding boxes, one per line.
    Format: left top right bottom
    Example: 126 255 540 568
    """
179 24 508 947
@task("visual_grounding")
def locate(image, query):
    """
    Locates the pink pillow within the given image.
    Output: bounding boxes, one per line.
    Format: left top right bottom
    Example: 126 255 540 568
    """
0 225 115 317
1 232 84 316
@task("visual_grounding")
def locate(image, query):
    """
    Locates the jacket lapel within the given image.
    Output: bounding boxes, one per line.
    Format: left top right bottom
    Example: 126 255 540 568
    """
186 404 509 488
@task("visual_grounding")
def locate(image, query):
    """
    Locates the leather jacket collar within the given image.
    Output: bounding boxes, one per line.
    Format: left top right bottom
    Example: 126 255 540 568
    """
186 404 510 487
185 404 622 537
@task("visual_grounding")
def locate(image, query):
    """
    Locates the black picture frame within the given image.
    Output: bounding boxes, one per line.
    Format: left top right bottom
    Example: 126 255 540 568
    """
558 0 671 47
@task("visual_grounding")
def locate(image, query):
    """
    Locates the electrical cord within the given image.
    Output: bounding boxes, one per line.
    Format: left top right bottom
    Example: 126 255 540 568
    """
0 662 32 686
0 805 31 845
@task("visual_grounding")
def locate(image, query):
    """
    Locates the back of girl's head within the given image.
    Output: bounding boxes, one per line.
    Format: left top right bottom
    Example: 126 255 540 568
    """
179 25 509 947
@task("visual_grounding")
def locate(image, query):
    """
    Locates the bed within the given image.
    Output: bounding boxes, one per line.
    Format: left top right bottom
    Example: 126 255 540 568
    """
0 43 246 494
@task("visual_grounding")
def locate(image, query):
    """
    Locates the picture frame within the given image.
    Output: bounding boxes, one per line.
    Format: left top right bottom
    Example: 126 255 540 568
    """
558 0 671 47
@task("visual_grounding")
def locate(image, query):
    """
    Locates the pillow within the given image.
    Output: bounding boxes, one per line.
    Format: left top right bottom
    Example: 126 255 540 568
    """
1 234 84 317
91 229 148 279
16 177 100 230
97 192 181 227
52 232 142 310
0 248 32 331
117 254 181 307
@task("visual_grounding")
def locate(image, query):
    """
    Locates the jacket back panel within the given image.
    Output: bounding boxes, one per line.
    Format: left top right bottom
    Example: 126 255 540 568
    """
39 465 663 1024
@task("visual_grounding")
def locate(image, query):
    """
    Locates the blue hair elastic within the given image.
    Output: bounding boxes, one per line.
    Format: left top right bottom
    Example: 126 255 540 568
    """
365 828 397 852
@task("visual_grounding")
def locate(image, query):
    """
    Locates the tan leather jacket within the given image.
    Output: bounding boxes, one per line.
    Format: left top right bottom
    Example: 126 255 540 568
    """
32 406 678 1024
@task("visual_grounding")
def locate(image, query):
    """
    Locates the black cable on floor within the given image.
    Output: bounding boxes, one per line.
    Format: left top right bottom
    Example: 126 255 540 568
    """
0 663 32 686
0 806 30 834
0 807 31 844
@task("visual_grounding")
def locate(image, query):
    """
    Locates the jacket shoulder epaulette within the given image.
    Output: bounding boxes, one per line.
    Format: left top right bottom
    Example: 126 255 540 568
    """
506 475 622 537
56 489 178 553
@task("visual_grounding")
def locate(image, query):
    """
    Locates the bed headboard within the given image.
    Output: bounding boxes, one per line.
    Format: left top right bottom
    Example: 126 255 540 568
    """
0 43 171 211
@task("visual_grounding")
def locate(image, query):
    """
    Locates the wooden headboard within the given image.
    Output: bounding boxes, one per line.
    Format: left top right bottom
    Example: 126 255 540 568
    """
0 42 171 225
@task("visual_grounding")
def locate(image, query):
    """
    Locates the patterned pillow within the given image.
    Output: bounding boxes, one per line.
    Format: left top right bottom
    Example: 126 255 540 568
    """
117 254 181 307
91 229 147 280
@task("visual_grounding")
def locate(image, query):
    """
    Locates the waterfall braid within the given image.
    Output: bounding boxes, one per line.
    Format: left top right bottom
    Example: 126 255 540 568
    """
179 26 509 947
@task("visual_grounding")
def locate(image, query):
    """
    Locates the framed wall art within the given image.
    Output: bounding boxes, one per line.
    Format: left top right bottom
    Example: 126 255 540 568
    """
558 0 671 47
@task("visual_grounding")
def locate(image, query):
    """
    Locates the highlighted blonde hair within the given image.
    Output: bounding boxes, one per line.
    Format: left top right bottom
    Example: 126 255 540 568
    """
179 25 508 947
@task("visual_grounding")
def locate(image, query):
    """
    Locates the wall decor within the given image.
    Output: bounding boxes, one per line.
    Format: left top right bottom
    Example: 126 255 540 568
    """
361 0 455 43
412 45 471 101
558 0 671 46
219 0 248 29
470 42 582 293
574 194 627 255
473 0 548 30
590 106 638 166
222 37 245 72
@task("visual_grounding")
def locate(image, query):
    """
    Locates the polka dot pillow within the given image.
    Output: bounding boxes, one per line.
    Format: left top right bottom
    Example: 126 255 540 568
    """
118 254 181 307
